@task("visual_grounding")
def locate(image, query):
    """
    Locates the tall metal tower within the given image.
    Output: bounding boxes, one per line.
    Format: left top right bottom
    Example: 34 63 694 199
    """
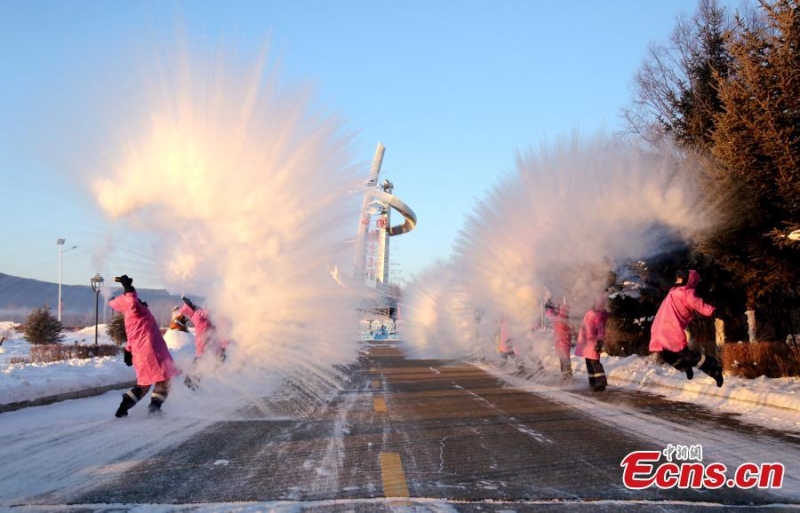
354 143 417 290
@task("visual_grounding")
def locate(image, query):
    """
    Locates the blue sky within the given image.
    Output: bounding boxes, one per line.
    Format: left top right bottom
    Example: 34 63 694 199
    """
0 0 722 289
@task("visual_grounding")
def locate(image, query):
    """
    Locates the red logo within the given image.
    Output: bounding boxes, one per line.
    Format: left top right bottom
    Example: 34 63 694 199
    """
621 445 784 490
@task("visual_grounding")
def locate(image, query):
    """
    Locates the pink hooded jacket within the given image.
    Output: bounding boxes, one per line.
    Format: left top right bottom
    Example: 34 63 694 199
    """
649 270 716 353
496 317 513 354
109 292 181 386
178 304 222 357
575 303 608 360
546 305 572 360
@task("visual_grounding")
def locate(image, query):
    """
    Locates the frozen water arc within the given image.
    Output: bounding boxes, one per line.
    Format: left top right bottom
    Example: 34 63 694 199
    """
404 132 717 360
85 37 368 407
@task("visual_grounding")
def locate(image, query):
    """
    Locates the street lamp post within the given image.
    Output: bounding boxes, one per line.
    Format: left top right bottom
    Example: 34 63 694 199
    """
90 273 104 354
56 239 77 323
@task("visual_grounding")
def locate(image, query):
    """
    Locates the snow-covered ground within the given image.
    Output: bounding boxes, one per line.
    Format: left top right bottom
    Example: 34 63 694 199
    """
2 320 800 511
3 319 800 433
0 320 196 408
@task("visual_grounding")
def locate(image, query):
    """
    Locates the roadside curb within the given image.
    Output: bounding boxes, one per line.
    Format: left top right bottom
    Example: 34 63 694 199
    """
610 372 800 413
0 381 137 414
490 357 800 414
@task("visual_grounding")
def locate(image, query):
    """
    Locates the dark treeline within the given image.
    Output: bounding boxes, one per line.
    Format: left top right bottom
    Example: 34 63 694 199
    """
617 0 798 346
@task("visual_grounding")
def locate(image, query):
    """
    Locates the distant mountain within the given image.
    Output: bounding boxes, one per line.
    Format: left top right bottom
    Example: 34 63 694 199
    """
0 272 183 327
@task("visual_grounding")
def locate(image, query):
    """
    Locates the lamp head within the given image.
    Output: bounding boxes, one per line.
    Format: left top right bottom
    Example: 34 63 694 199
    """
90 273 105 292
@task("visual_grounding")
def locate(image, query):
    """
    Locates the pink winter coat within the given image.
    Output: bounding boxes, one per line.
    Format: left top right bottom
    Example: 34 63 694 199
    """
496 317 513 354
109 292 181 386
649 270 716 353
178 304 220 357
575 307 608 360
546 307 572 360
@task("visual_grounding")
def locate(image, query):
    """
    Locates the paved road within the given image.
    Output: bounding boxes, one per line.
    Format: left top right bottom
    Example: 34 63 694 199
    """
55 342 800 511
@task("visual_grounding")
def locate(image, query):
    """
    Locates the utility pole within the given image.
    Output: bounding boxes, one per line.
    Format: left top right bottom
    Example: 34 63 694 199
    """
56 239 77 323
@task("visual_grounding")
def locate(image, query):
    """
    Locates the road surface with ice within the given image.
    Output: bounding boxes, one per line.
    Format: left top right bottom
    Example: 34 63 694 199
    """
3 341 800 512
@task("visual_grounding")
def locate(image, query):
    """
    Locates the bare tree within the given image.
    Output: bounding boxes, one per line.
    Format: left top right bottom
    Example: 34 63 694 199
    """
622 0 734 150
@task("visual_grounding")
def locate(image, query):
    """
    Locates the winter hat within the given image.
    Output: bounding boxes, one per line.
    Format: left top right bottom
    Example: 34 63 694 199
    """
675 269 687 285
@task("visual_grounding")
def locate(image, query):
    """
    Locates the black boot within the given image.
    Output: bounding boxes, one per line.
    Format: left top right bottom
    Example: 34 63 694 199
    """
148 400 162 414
709 364 724 387
115 393 137 418
686 367 694 380
699 357 724 387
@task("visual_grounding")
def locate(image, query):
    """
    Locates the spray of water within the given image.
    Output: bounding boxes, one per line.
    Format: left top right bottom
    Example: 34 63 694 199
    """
86 38 367 413
403 131 717 361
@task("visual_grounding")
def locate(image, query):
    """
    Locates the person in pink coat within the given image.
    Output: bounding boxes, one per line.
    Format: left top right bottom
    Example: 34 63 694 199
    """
545 300 573 379
495 316 514 359
178 297 223 358
649 269 724 387
109 275 181 417
575 296 609 391
178 296 228 389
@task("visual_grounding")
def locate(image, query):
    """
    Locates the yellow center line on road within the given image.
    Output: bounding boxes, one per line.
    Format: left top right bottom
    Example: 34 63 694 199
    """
379 452 410 497
373 397 387 412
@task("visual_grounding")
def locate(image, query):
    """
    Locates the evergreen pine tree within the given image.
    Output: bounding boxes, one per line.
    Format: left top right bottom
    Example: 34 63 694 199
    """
673 0 731 151
23 306 65 345
705 0 800 338
624 0 798 341
106 313 127 346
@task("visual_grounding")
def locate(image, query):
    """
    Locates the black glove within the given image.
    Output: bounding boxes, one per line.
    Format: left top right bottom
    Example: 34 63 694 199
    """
115 275 135 293
123 349 133 366
595 340 605 354
182 296 196 310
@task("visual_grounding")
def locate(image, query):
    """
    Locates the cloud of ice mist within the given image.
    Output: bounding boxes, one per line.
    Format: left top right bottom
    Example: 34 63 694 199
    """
89 39 367 404
403 131 716 360
400 260 486 359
